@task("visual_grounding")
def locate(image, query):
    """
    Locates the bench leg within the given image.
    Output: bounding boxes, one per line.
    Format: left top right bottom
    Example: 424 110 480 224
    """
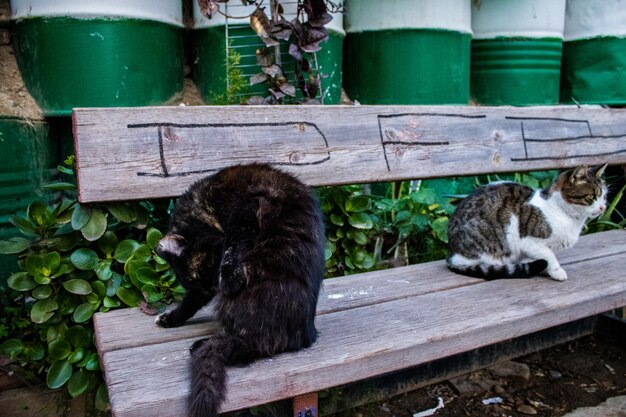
293 393 318 417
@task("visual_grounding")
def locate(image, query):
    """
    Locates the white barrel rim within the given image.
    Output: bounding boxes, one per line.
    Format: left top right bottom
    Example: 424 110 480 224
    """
564 0 626 41
344 0 472 35
10 0 183 27
472 0 566 40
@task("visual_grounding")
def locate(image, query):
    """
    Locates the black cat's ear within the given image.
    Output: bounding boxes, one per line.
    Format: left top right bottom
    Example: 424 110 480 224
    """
156 234 185 260
591 162 608 179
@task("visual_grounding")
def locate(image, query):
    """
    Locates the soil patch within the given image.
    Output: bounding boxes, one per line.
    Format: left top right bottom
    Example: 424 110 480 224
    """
341 334 626 417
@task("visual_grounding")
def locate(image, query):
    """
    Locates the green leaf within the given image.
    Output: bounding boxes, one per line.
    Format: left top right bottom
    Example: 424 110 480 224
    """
0 237 32 254
97 232 118 257
28 201 52 226
53 263 71 278
133 244 152 263
411 188 437 205
68 348 85 364
95 260 113 281
73 303 96 323
10 215 37 235
32 285 53 299
81 208 107 241
47 323 68 344
44 182 77 191
42 252 61 274
47 360 73 389
0 339 24 357
31 299 58 323
324 241 336 261
68 369 91 398
92 280 106 299
71 248 100 270
135 267 158 286
63 279 93 295
345 195 370 213
71 204 93 230
114 240 140 263
348 213 374 229
84 353 100 372
141 285 163 303
66 326 91 348
103 296 121 308
8 272 37 291
105 273 123 297
95 384 109 411
34 273 51 285
27 344 46 361
116 287 141 307
107 203 136 223
350 230 368 245
330 213 344 226
48 339 72 360
132 206 150 229
26 255 43 275
146 228 163 250
431 217 449 243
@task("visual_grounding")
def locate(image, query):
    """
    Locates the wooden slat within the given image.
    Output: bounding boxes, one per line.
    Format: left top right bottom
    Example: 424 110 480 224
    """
93 230 625 354
73 105 626 202
102 248 626 417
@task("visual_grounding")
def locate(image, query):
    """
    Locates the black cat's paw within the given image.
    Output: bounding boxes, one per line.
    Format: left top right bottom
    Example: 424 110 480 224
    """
219 248 246 296
155 311 184 328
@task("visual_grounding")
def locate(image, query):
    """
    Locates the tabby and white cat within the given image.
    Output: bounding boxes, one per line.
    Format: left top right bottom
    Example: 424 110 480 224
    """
447 164 608 281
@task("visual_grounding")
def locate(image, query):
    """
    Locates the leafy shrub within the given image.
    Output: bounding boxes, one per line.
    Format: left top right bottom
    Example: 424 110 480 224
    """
0 157 180 408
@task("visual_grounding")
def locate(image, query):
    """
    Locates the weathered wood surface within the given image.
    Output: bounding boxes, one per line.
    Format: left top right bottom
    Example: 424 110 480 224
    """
102 244 626 417
73 105 626 202
93 230 626 354
102 239 626 417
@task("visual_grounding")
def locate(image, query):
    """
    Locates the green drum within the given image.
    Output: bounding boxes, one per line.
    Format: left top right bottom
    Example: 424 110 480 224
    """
0 117 56 280
193 2 344 104
561 0 626 105
343 0 471 105
11 0 184 116
471 0 566 106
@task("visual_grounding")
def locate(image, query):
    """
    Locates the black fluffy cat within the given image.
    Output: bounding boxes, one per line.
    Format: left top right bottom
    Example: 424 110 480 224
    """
155 163 325 417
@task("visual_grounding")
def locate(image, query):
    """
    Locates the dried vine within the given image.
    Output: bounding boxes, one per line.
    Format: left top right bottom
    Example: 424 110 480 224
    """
197 0 343 104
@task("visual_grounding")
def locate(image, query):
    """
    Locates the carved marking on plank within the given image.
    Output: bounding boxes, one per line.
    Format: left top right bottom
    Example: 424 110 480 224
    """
507 116 626 162
377 113 487 171
126 121 331 178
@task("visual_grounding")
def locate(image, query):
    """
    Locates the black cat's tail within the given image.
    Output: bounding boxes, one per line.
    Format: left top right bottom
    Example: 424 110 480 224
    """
189 333 257 417
447 259 548 280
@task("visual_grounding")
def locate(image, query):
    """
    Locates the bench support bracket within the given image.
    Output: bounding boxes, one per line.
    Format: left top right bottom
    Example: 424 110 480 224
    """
293 392 318 417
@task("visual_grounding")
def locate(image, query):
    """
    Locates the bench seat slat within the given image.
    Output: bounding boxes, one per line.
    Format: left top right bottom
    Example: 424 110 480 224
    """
100 231 626 417
93 230 625 354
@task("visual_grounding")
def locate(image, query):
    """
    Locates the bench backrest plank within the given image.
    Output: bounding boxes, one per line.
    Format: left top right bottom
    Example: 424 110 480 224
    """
73 105 626 202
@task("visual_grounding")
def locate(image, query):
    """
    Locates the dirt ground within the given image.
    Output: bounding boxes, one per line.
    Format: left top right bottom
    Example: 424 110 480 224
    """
341 332 626 417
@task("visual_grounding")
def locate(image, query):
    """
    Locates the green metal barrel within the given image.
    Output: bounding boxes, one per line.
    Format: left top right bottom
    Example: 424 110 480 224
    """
11 0 184 116
471 0 566 106
343 0 472 105
561 0 626 105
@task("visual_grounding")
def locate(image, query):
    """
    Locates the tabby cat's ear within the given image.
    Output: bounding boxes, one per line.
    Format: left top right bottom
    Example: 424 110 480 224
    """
569 165 589 183
156 234 185 260
591 162 608 179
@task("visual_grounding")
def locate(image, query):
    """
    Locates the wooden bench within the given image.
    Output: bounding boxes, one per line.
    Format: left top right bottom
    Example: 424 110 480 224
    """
73 105 626 417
